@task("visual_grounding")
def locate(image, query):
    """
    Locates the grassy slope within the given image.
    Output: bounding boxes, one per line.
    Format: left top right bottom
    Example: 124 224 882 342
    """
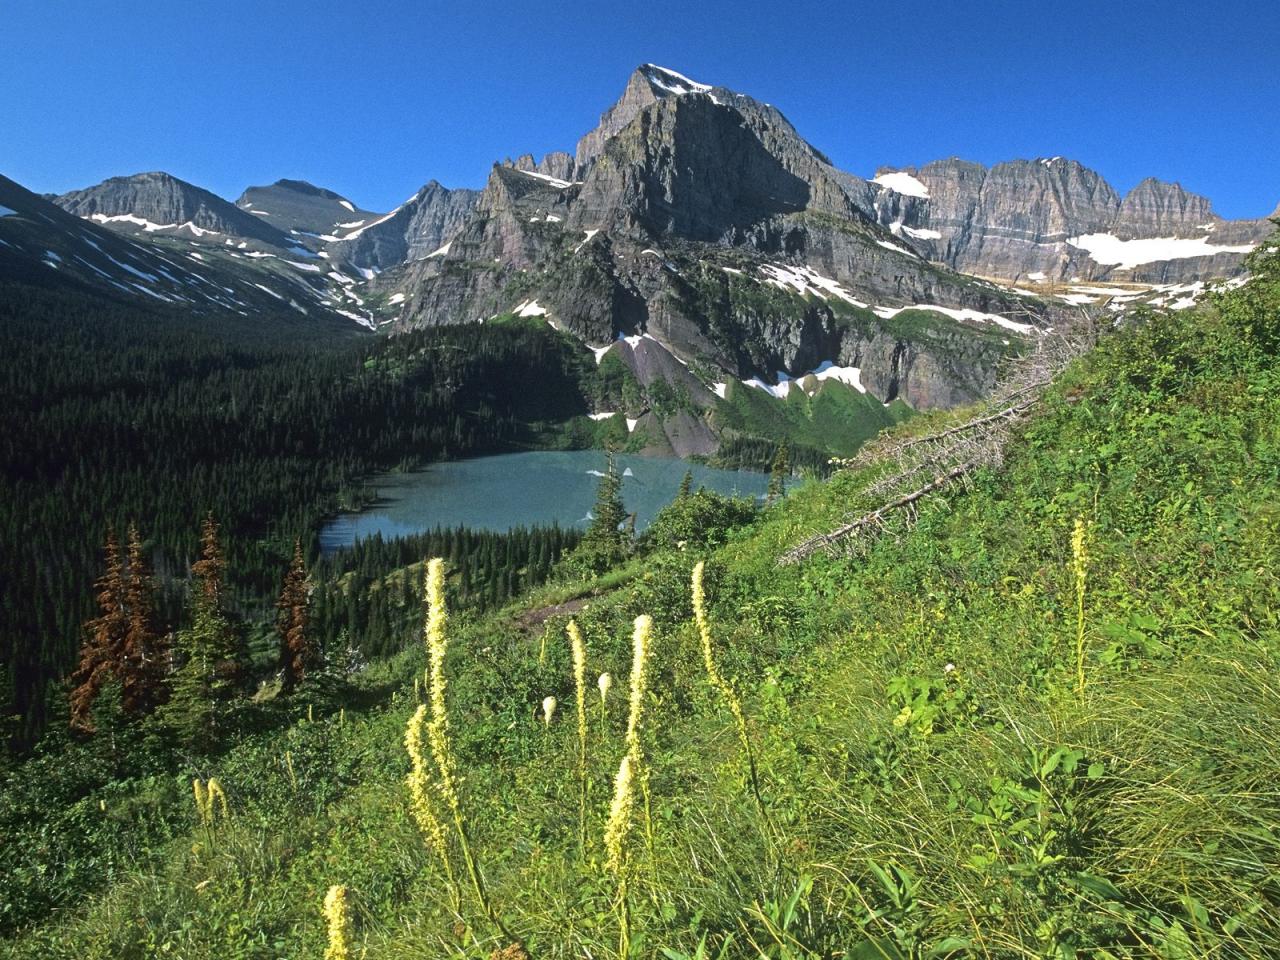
4 297 1279 957
713 377 914 459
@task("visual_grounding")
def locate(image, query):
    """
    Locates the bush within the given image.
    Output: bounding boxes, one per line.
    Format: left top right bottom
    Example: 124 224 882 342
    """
646 489 758 550
1215 220 1280 356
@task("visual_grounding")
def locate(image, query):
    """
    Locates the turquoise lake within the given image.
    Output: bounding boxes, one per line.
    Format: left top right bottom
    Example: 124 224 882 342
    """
319 450 772 551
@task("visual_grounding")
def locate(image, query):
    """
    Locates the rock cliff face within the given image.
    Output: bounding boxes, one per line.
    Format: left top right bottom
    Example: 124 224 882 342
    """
329 181 480 272
55 172 291 247
382 64 1039 421
869 158 1272 283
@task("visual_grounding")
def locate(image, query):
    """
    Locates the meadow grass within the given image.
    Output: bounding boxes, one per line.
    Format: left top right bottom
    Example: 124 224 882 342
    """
3 294 1279 958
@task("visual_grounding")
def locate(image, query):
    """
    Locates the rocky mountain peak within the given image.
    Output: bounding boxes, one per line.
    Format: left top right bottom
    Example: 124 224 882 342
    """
636 63 714 96
55 171 291 246
573 66 668 170
269 179 343 200
327 179 480 271
234 179 378 238
1115 177 1215 237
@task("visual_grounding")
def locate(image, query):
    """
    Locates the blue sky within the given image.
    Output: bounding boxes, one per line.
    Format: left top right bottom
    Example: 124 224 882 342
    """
3 0 1277 218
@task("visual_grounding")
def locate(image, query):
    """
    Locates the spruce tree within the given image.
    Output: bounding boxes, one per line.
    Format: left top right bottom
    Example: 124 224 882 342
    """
677 469 694 499
164 515 242 743
277 539 314 691
69 530 127 732
586 450 627 545
571 450 633 575
767 440 791 504
121 524 167 716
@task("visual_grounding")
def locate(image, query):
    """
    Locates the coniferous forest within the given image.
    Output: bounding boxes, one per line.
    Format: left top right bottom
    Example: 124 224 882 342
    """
0 278 594 747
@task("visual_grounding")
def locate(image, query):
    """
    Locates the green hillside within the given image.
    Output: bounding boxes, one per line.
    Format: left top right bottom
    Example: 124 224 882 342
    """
2 233 1278 958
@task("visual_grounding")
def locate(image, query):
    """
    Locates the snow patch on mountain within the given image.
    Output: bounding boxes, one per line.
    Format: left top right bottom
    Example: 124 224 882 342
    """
1067 233 1257 269
874 303 1034 335
743 361 867 399
876 239 919 258
902 225 942 240
874 171 930 198
758 264 868 307
641 64 712 95
516 169 580 189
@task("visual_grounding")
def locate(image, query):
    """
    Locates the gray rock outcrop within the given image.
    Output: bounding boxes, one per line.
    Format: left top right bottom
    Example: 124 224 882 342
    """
869 158 1274 282
328 181 479 272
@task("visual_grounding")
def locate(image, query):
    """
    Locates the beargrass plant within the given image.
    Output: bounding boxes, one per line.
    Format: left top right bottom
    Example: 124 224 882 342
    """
420 557 518 945
1072 515 1091 700
598 670 613 731
404 703 460 912
322 884 352 960
603 614 654 958
568 619 590 855
191 777 229 828
691 561 773 848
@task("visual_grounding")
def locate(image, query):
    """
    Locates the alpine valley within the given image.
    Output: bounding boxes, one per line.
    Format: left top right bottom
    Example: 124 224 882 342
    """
3 57 1279 960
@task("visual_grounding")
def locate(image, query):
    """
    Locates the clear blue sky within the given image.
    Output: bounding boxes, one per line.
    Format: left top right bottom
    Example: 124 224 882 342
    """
3 0 1277 219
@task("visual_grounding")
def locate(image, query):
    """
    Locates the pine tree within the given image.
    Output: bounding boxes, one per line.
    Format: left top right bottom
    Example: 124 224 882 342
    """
677 469 694 499
69 530 127 732
277 539 314 692
767 440 791 504
120 524 167 716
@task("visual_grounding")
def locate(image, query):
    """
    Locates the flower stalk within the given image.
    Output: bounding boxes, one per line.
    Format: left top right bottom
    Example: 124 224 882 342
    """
692 561 770 836
405 703 460 912
569 620 589 855
322 884 352 960
1072 517 1090 699
421 558 515 944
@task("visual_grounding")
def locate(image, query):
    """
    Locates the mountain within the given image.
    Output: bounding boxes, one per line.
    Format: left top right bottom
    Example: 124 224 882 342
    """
55 171 294 249
235 179 380 240
10 63 1274 439
868 157 1273 283
326 181 480 273
372 64 1044 430
0 173 370 327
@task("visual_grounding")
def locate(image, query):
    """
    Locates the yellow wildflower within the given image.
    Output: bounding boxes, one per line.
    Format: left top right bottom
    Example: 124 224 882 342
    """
603 753 634 876
322 884 352 960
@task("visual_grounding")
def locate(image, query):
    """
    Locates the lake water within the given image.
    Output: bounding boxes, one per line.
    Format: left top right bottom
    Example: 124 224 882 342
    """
319 450 772 551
